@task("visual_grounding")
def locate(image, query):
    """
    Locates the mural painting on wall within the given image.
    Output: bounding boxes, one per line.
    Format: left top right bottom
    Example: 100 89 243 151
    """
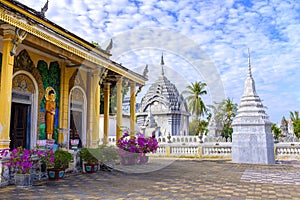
37 61 60 142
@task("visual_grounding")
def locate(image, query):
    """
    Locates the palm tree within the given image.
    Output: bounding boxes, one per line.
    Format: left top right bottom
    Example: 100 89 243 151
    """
290 111 300 138
182 81 207 119
290 111 299 121
223 98 238 123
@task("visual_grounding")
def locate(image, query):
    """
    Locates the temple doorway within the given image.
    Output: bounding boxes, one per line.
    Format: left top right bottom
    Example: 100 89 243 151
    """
70 110 83 148
10 102 31 150
69 86 87 148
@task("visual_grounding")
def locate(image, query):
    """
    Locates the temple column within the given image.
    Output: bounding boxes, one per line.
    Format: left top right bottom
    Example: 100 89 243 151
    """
0 24 15 149
130 82 136 137
92 71 100 148
116 77 123 142
103 82 111 144
87 71 99 147
58 62 70 147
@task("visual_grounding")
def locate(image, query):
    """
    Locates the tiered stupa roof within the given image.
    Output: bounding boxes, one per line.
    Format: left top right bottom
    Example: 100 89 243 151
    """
233 49 270 123
137 54 186 113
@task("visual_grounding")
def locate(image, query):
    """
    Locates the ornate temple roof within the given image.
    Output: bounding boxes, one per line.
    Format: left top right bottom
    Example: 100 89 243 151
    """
0 0 147 86
137 55 188 114
233 49 270 123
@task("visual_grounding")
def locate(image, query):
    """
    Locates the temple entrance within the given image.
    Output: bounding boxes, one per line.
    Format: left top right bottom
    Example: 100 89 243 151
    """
70 110 83 148
10 103 31 150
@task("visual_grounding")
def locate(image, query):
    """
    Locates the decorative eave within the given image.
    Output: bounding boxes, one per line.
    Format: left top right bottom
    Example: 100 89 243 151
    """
0 0 147 86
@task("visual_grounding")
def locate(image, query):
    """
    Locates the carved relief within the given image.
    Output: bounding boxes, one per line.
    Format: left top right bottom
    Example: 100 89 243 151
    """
70 88 84 103
12 74 35 93
14 50 34 72
69 69 85 92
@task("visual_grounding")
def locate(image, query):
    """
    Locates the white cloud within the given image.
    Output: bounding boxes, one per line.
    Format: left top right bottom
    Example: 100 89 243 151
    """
20 0 300 123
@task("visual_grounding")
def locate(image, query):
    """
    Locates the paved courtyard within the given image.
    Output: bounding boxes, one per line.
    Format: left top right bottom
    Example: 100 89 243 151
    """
1 158 300 199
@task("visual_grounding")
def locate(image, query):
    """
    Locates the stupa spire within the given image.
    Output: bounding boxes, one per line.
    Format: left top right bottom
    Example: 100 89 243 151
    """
161 53 165 76
248 48 252 78
243 48 257 97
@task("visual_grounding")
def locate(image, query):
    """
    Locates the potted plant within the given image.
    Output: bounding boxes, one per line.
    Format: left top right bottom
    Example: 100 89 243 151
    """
47 149 73 181
5 147 42 188
78 148 99 173
117 132 159 165
37 148 54 173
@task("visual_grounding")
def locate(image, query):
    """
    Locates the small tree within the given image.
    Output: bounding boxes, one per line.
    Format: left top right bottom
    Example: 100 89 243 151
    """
290 111 300 138
271 124 281 141
293 120 300 138
189 118 209 136
208 98 238 141
189 117 199 136
197 119 209 136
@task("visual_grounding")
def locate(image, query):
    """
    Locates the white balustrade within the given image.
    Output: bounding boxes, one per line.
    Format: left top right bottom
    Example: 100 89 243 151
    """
275 143 300 158
103 136 300 160
157 136 201 144
154 146 167 156
202 146 231 157
170 146 199 156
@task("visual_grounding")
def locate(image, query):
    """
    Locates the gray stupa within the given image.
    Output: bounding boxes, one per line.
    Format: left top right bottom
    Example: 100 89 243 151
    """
231 49 275 164
136 55 190 137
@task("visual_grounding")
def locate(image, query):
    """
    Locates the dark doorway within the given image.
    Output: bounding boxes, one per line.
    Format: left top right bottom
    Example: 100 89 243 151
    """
10 103 31 150
70 110 83 148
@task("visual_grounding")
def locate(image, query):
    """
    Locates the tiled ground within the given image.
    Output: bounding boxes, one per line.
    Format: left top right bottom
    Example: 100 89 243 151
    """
0 158 300 199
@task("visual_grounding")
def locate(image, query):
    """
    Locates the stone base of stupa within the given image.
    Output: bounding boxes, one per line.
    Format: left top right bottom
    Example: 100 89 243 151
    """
232 132 275 164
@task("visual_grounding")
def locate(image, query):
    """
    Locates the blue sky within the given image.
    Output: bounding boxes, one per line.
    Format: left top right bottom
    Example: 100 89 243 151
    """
22 0 300 124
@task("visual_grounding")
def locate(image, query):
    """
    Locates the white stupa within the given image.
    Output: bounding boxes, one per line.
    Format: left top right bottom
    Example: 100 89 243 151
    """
231 49 275 164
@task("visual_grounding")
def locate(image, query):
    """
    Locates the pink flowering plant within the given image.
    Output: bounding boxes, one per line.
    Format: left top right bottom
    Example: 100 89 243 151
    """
5 147 54 174
0 148 9 160
117 132 158 165
5 147 36 174
38 149 55 167
117 132 159 154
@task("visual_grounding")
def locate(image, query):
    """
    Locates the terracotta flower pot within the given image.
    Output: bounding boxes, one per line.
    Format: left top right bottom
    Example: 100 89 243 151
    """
84 163 99 173
47 168 65 181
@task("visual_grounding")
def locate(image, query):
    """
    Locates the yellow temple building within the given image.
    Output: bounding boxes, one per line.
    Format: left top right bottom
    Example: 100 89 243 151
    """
0 0 146 150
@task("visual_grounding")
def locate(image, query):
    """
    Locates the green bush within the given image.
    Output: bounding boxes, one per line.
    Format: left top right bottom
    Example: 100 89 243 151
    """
53 149 73 169
78 148 99 164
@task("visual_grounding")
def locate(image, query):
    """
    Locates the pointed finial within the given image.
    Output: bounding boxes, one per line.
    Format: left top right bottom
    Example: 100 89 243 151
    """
161 53 164 65
248 48 252 77
161 53 165 76
39 0 49 17
143 64 148 78
105 39 113 53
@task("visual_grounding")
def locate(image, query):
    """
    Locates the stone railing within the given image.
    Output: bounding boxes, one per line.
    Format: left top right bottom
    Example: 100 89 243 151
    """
201 143 232 158
105 137 300 160
275 143 300 159
106 135 232 145
157 136 201 144
151 143 231 158
170 145 199 156
154 146 167 156
152 143 300 160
